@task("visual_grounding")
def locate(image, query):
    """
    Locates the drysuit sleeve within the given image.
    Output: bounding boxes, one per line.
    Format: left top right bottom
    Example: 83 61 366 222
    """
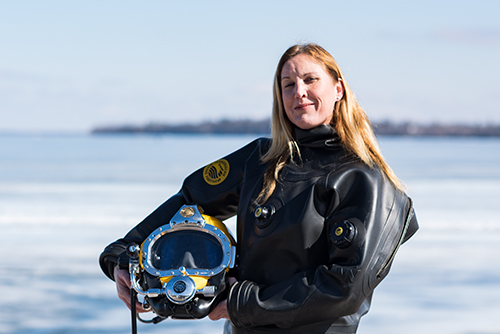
227 165 418 329
98 138 267 281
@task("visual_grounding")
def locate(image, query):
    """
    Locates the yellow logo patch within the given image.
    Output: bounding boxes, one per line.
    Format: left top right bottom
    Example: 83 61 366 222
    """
335 226 344 236
203 159 230 185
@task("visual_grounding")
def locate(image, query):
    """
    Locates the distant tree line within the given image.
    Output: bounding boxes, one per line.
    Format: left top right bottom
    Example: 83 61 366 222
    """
92 119 271 135
373 121 500 136
91 119 500 137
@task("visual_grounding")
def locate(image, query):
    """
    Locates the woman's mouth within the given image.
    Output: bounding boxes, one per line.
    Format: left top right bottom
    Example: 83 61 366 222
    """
294 103 314 110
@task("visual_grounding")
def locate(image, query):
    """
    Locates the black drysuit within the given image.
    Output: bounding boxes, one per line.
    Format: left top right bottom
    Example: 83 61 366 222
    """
99 125 418 334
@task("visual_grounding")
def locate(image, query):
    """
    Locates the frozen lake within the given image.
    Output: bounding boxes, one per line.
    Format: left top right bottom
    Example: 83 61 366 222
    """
1 134 499 334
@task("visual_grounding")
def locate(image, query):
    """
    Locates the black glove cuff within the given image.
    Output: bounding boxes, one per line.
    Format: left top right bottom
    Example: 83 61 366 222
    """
117 252 130 270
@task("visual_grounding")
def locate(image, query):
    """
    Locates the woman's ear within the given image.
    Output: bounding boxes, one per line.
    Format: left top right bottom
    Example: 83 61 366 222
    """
336 79 345 101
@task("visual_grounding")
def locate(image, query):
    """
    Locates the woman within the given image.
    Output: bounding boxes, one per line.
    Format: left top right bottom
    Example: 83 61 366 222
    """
100 43 418 334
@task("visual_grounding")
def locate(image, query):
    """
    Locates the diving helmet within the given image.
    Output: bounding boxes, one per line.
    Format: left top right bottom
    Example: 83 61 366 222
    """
128 204 236 320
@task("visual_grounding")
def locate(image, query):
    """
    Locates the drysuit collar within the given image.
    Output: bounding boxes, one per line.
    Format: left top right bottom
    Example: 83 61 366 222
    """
294 124 339 148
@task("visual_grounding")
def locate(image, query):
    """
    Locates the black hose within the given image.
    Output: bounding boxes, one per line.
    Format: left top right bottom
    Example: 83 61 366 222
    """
131 288 138 334
127 243 141 334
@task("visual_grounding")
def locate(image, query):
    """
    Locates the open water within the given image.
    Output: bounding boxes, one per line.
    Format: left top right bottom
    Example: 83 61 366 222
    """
0 134 499 334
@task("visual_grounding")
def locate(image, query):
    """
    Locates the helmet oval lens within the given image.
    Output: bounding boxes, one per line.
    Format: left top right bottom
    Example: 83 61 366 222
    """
150 230 223 271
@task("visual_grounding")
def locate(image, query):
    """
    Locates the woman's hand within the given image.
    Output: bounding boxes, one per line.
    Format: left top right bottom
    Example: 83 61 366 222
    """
208 299 229 321
208 277 237 321
113 266 147 312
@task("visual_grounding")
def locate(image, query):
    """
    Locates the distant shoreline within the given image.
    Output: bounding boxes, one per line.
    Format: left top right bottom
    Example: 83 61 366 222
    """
91 119 500 137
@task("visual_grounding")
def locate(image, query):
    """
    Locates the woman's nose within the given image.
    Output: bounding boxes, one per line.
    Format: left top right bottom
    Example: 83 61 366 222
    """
294 82 307 99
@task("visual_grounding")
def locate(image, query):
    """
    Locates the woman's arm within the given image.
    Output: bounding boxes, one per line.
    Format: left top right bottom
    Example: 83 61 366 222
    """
98 138 268 280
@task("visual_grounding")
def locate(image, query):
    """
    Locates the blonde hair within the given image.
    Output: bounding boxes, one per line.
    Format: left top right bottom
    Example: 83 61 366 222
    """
256 43 404 205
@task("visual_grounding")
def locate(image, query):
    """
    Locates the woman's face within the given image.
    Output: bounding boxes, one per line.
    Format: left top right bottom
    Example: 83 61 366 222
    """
281 54 343 130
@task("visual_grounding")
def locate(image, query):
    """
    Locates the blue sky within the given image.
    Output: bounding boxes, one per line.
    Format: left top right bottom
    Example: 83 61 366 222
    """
1 0 499 132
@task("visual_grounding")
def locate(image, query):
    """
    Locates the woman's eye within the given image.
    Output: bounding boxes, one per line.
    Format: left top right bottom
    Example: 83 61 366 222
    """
284 82 294 88
305 77 318 84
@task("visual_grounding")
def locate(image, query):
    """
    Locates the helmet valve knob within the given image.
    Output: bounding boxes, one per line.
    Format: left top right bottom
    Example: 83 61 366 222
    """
127 243 140 259
179 266 187 276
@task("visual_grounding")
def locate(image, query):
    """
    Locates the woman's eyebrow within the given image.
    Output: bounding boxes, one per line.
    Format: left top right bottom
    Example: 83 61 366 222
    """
281 72 319 82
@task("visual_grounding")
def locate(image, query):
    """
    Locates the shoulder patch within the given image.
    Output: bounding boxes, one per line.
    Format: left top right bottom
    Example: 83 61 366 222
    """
203 159 230 185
